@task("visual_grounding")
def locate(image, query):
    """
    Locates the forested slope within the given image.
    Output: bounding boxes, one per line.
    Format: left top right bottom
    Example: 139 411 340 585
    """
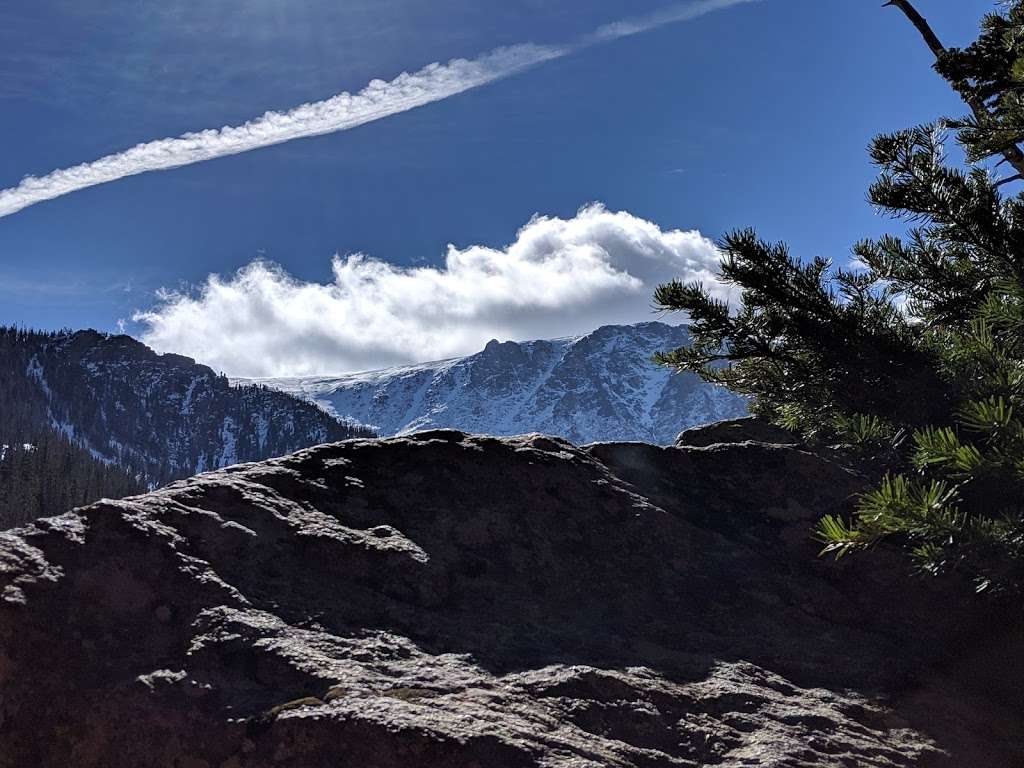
0 327 372 528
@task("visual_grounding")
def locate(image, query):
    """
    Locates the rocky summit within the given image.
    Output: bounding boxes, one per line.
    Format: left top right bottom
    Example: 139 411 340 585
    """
0 425 1020 767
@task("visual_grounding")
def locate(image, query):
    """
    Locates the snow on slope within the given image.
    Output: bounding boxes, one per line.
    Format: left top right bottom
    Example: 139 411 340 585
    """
239 322 747 445
3 329 371 488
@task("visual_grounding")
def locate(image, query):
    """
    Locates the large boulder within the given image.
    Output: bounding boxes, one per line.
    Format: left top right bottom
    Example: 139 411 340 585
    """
0 431 1019 767
675 416 800 447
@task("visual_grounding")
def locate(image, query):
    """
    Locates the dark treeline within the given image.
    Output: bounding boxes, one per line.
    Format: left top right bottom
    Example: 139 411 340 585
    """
0 433 144 530
0 327 144 526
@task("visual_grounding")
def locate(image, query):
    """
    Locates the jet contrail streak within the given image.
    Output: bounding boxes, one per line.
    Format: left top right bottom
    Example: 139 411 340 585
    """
0 0 759 220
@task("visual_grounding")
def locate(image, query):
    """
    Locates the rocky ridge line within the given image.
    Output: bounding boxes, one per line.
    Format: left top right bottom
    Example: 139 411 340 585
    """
0 423 1019 766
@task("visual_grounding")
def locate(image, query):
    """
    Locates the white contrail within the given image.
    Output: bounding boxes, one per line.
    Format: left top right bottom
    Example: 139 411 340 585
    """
0 0 759 220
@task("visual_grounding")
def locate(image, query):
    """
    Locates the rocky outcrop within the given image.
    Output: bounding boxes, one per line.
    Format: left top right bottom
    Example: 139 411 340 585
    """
675 416 799 447
0 430 1020 767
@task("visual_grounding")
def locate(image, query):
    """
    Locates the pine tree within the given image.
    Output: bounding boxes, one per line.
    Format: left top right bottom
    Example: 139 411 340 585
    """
655 1 1024 593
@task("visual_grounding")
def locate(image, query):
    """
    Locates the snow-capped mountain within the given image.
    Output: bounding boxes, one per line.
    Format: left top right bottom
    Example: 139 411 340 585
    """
0 327 373 491
242 322 747 445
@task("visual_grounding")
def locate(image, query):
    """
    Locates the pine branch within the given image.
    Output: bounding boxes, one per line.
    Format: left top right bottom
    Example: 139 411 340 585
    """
883 0 944 56
885 0 1024 177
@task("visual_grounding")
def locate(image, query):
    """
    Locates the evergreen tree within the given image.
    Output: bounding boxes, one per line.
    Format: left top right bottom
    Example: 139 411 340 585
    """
0 429 144 529
655 1 1024 593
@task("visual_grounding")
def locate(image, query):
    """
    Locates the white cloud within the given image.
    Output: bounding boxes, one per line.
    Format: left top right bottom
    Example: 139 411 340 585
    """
0 43 561 219
0 0 760 219
134 205 728 377
589 0 760 42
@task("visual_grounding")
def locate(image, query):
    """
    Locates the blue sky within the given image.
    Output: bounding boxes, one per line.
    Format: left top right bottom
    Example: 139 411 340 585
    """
0 0 998 375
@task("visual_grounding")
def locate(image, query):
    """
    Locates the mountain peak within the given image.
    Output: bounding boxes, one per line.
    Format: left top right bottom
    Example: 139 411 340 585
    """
246 322 744 444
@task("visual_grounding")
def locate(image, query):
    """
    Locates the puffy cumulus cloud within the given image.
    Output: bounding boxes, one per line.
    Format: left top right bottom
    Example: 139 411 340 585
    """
134 205 728 377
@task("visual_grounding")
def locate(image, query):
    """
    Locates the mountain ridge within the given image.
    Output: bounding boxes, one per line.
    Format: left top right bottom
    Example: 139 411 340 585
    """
0 326 372 526
240 321 747 445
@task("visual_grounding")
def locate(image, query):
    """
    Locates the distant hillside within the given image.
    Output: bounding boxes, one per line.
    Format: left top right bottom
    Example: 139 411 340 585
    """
0 432 143 530
240 322 748 445
0 327 372 527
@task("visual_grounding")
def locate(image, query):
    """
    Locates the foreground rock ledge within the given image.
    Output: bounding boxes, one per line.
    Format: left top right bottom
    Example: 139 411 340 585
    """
0 430 1020 767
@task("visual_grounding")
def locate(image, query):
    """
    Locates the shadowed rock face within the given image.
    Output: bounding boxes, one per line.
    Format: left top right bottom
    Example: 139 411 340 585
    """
0 430 1020 767
675 416 800 448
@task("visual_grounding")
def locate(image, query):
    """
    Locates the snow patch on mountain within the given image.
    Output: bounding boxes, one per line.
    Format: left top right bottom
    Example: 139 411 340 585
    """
241 322 747 445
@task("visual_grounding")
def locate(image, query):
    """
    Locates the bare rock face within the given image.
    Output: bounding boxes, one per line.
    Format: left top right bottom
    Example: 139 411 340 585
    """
0 431 1020 767
675 416 799 447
